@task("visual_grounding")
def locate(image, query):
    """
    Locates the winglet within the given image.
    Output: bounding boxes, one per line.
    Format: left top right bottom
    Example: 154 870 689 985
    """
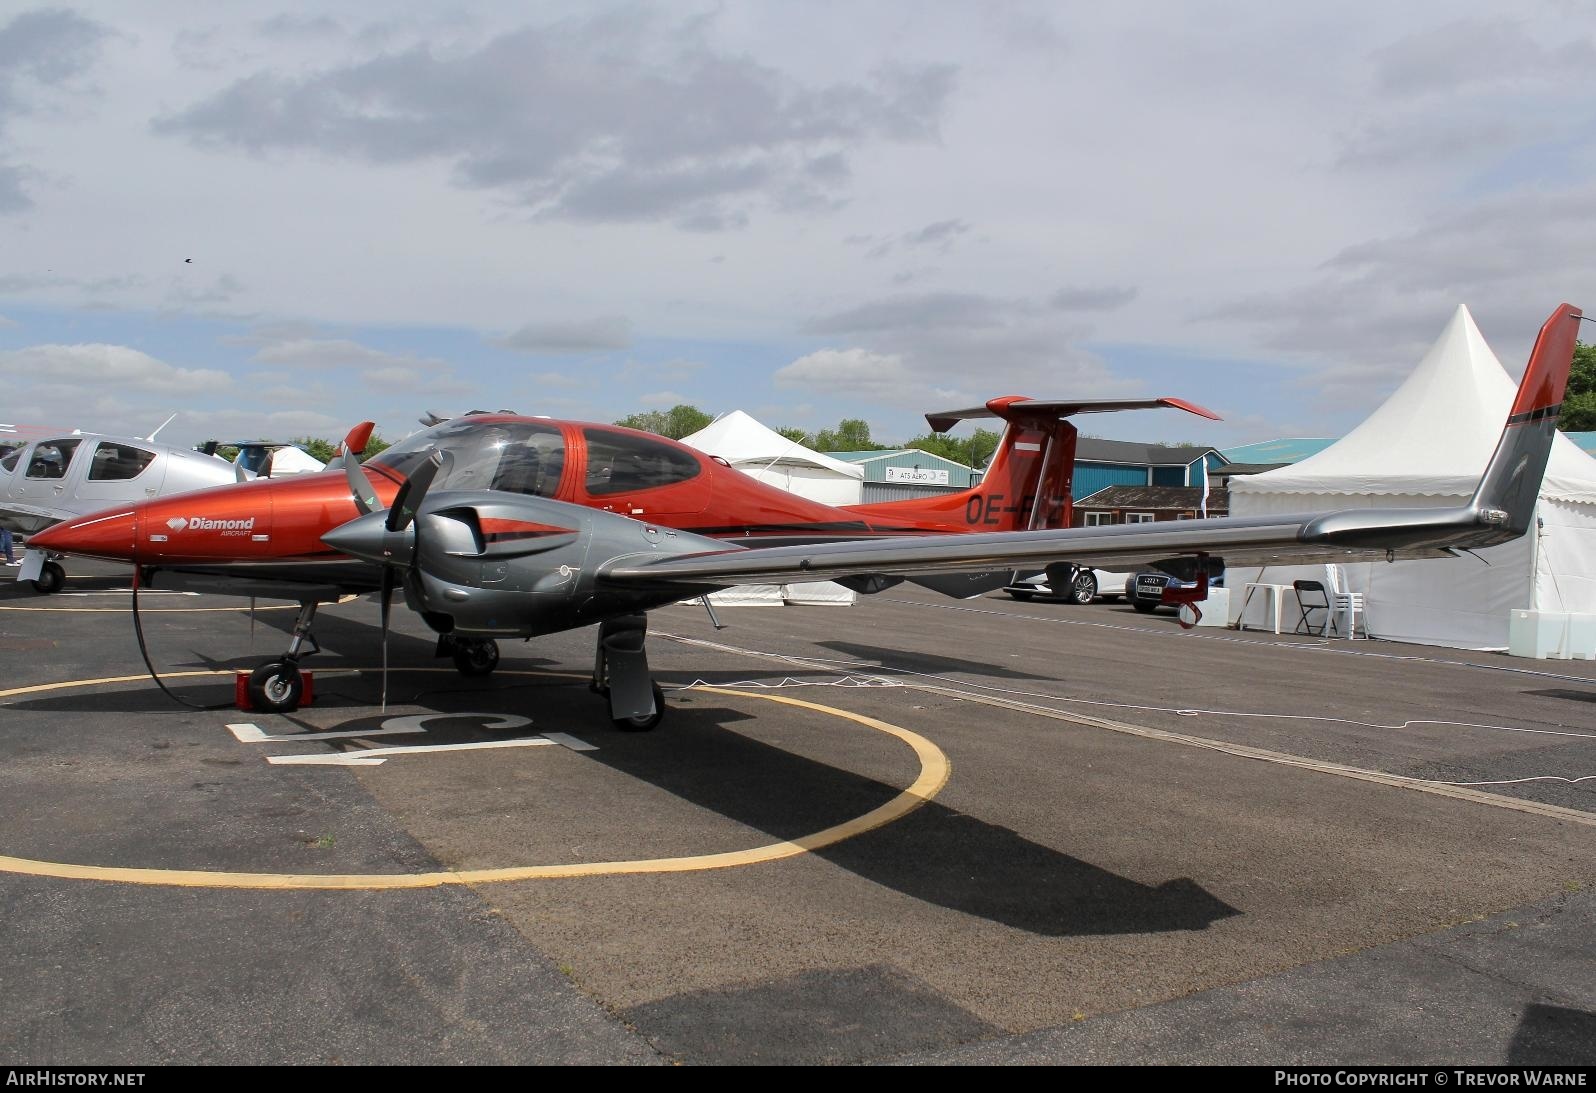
1469 302 1582 537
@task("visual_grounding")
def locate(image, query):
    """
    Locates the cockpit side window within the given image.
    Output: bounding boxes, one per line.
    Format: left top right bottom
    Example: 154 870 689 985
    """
369 420 567 496
87 443 157 481
25 440 81 480
0 444 20 473
582 429 701 496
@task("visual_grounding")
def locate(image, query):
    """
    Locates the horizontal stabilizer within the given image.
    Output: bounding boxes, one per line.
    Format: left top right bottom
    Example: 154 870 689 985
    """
926 397 1220 433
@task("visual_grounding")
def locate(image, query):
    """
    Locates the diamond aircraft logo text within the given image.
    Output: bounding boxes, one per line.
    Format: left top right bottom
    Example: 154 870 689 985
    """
169 515 256 533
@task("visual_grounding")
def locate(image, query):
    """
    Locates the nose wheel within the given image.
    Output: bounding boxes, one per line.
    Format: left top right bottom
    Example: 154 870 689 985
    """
245 598 321 714
31 560 65 595
247 661 305 713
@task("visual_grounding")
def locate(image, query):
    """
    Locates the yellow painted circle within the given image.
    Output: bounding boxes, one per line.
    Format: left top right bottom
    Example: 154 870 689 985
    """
0 672 950 890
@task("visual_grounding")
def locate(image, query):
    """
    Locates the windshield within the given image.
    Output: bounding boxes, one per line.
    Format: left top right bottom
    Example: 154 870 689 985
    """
370 419 566 497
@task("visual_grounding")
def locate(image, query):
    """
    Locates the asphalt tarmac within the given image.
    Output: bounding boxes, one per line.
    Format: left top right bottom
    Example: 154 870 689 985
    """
1 561 1592 1065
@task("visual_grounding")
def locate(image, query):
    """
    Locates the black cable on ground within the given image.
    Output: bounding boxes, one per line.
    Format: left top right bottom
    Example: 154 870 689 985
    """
131 568 234 711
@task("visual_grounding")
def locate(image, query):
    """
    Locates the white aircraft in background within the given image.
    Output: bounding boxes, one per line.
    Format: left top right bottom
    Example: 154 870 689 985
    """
201 440 327 480
2 418 251 592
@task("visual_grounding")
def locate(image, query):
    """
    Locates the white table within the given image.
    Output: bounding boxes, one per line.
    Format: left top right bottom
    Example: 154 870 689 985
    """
1238 582 1294 634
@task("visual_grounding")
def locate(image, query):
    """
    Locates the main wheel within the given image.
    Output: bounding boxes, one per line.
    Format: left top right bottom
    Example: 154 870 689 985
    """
452 638 500 677
612 682 666 732
248 661 304 713
1068 569 1098 605
1131 599 1157 614
31 560 65 595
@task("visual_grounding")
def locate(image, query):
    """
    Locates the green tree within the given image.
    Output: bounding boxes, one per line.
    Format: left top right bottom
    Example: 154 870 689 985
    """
293 434 390 463
294 436 338 463
902 426 1000 468
614 404 713 439
775 427 811 444
1563 341 1596 431
813 418 886 452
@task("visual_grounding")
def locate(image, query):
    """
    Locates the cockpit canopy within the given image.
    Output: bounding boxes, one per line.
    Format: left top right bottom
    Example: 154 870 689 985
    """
370 418 707 506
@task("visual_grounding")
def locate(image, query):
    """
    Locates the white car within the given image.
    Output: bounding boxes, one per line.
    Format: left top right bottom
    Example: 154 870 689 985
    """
1003 565 1131 605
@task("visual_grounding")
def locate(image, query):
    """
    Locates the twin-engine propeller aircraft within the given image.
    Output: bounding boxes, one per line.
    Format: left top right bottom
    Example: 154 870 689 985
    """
31 303 1582 729
1 423 243 593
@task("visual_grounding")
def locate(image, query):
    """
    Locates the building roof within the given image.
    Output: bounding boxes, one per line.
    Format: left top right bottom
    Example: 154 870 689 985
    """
1076 485 1229 511
1220 437 1336 464
828 448 974 471
680 410 864 479
1075 439 1218 465
1567 431 1596 458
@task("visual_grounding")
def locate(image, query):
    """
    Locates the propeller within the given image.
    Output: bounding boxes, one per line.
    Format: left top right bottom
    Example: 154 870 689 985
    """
324 446 450 710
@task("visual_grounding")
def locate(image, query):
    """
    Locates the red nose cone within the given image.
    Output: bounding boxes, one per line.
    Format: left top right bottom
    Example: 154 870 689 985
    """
30 507 140 561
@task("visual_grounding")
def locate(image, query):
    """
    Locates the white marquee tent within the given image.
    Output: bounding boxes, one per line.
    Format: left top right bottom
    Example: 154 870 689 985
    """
680 410 864 606
1227 305 1596 650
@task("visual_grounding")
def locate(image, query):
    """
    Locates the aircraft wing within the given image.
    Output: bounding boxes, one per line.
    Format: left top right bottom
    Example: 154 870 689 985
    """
597 507 1486 591
0 500 70 535
606 302 1582 594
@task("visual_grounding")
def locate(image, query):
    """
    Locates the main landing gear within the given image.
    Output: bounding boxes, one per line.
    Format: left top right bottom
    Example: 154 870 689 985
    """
591 613 665 731
436 634 501 677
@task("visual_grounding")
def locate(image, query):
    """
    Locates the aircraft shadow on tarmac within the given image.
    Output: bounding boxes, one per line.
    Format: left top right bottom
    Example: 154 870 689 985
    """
1508 1003 1596 1065
1522 687 1596 705
4 678 1238 938
813 641 1057 682
576 697 1241 937
11 598 1239 935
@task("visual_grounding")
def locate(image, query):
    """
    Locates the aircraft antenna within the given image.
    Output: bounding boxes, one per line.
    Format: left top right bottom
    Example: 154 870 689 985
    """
146 413 179 442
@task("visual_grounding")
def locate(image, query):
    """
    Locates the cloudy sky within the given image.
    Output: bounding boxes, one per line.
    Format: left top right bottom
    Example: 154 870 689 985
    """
2 2 1594 453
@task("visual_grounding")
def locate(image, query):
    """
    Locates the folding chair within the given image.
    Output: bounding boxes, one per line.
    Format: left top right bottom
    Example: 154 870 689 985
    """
1324 564 1367 639
1292 580 1333 635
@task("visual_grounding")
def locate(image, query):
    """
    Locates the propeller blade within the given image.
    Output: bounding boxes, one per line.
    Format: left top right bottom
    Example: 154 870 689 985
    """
379 566 394 713
386 449 449 533
340 421 379 514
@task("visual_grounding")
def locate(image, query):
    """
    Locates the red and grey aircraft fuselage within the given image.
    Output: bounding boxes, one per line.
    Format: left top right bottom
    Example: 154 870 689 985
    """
34 395 1220 572
29 302 1582 730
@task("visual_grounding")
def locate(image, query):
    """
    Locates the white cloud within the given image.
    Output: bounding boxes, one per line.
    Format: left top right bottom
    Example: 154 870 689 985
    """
0 343 230 394
494 317 633 354
775 348 917 401
637 389 687 407
253 338 432 368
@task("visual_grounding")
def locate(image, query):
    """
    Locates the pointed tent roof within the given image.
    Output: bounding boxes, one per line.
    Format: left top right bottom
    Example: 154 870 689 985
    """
680 410 864 479
1230 304 1596 505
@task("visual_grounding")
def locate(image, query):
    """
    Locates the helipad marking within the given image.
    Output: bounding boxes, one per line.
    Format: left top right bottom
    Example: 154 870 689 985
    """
540 732 599 752
0 681 948 889
227 712 535 745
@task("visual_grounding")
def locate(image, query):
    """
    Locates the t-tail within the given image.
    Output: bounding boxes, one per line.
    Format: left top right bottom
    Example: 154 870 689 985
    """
1303 302 1583 555
845 396 1221 534
1467 302 1582 540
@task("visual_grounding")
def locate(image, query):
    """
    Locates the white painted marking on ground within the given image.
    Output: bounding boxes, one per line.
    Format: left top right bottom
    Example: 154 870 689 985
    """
379 712 532 733
267 738 556 766
59 589 198 597
540 732 598 752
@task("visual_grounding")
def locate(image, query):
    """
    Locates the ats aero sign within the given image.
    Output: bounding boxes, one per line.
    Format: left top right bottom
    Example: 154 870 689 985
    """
885 467 951 486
